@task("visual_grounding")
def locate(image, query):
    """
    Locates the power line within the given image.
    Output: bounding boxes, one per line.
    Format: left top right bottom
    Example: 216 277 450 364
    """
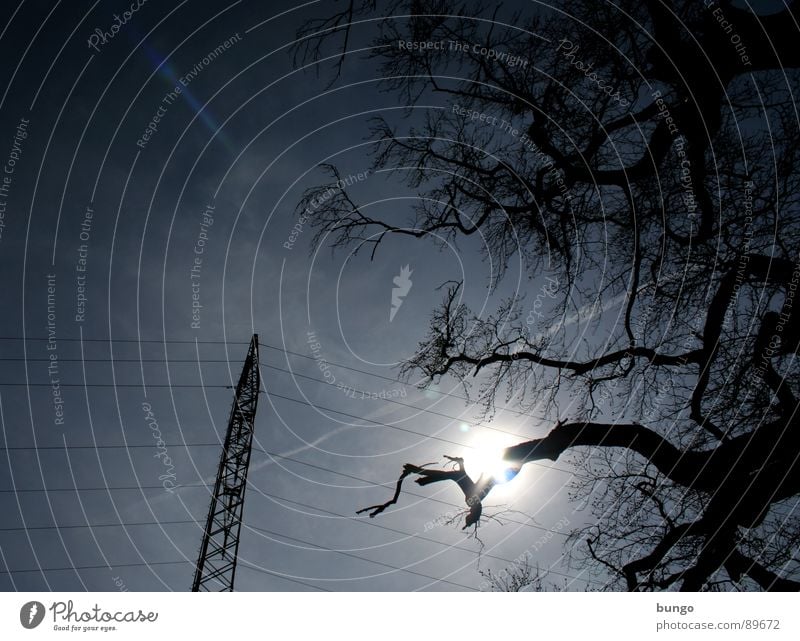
0 434 596 586
0 446 572 538
234 563 331 591
0 443 221 451
0 379 572 476
0 360 541 446
0 336 535 418
0 558 329 591
0 484 209 493
1 335 550 458
260 342 533 418
0 337 588 587
0 341 548 484
0 519 196 532
0 358 247 363
0 337 252 345
0 559 189 575
0 358 535 441
242 523 477 591
263 363 535 441
266 390 572 474
252 455 571 538
0 517 475 590
253 490 599 587
0 486 596 586
0 383 230 388
0 497 593 587
0 419 569 478
1 363 553 463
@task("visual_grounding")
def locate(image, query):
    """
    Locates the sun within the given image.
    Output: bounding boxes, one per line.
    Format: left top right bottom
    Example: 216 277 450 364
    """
466 447 517 483
463 430 521 488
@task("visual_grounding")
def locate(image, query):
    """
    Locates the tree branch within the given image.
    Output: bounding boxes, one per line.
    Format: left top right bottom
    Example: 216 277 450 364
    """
503 421 711 489
725 550 800 592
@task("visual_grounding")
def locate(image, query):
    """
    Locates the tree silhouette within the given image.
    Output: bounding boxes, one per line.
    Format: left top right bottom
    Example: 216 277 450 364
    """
295 0 800 591
479 558 558 592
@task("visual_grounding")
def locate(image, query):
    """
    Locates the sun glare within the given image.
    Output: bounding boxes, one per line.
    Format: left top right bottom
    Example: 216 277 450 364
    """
463 431 520 489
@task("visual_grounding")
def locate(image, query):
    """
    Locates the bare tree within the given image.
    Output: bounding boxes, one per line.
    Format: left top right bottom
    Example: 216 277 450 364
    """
479 558 557 592
294 0 800 591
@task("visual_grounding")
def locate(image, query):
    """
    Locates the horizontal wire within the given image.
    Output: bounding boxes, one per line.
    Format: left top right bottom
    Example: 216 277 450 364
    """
266 390 571 474
0 516 474 589
0 336 534 418
0 488 596 586
0 383 230 388
0 443 567 537
242 522 477 591
1 363 551 457
0 559 189 575
0 443 221 451
0 493 593 587
0 519 196 532
0 358 537 441
0 434 594 586
0 420 568 478
0 492 573 581
0 557 329 591
0 358 245 363
233 563 331 591
0 380 571 475
263 363 536 441
0 336 582 587
0 484 208 493
256 489 598 586
0 348 543 443
0 337 253 344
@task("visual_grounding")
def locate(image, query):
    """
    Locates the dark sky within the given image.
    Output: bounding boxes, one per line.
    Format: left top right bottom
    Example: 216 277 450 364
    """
0 0 609 591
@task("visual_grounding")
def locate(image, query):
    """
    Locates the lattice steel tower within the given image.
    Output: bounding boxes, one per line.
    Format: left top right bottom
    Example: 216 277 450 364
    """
192 335 260 591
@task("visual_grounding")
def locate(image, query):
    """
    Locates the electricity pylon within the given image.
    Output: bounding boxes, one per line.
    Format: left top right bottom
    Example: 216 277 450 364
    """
191 335 260 591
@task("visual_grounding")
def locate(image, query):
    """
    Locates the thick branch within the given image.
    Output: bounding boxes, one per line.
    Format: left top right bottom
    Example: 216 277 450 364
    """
503 421 710 489
725 550 800 592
